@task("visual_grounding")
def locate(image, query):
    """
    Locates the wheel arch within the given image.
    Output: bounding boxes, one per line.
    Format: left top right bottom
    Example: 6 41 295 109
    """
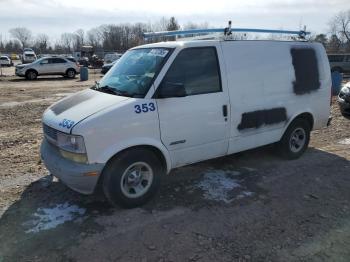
97 139 172 174
25 68 38 75
281 111 314 139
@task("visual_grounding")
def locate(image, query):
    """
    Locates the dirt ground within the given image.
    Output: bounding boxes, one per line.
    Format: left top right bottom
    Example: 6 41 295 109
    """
0 65 349 262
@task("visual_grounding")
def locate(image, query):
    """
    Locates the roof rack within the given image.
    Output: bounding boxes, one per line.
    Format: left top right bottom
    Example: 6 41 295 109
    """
144 21 310 40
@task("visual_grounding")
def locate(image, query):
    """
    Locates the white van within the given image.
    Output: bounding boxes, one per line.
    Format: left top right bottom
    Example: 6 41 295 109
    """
41 37 331 208
22 50 37 64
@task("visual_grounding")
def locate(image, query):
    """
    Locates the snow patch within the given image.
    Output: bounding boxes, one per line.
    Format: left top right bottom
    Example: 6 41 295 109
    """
195 170 252 203
23 202 86 233
339 138 350 145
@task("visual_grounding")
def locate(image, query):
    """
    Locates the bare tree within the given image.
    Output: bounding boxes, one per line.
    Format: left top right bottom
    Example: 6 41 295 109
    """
313 34 328 48
60 33 74 53
328 34 342 52
167 17 180 31
331 10 350 42
9 27 32 48
183 22 209 30
73 29 85 50
87 28 102 47
34 34 49 54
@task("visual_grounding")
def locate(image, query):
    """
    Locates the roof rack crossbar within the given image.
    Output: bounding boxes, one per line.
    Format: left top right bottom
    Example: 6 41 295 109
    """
143 28 310 39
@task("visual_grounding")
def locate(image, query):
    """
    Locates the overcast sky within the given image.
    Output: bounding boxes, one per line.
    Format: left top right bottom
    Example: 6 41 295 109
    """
0 0 348 42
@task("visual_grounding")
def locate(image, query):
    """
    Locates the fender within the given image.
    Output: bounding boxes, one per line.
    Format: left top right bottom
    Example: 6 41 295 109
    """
95 137 172 174
280 109 314 139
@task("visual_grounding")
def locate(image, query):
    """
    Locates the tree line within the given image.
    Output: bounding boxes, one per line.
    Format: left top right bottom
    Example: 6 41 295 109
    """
1 11 350 55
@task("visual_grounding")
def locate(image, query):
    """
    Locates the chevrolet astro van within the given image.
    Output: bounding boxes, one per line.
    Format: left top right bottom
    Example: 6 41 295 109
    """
41 38 332 208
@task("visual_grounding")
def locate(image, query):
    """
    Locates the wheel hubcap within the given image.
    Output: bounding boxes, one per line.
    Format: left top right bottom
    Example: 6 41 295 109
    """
289 127 306 153
120 162 153 198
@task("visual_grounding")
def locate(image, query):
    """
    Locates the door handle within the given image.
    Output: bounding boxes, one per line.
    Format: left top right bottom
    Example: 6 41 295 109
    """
222 105 228 117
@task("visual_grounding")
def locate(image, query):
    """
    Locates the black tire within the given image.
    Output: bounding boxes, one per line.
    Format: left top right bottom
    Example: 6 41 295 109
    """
25 70 37 80
102 148 164 208
277 118 311 160
66 69 76 78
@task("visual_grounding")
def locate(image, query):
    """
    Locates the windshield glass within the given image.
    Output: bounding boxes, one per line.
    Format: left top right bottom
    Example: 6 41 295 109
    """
96 48 172 98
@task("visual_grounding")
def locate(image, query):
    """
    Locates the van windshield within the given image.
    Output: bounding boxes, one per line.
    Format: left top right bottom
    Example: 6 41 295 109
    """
95 48 172 98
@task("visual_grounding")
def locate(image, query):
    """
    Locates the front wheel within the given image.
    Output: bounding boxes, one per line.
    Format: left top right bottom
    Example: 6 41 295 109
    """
26 70 37 80
277 118 311 159
102 148 164 208
66 69 76 78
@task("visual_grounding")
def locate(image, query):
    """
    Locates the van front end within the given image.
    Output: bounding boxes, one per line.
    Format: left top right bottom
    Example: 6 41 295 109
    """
40 124 104 194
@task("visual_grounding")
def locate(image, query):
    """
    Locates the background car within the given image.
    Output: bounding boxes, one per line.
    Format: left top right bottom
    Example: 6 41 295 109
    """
22 50 37 64
0 56 12 67
15 56 80 80
338 82 350 117
328 53 350 73
104 53 122 64
101 60 118 74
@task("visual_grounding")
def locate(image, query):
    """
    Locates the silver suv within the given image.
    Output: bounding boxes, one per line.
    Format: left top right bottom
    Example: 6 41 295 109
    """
15 57 80 80
328 53 350 73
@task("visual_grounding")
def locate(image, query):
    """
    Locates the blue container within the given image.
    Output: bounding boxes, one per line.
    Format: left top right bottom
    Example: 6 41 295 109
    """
80 67 89 81
331 71 343 95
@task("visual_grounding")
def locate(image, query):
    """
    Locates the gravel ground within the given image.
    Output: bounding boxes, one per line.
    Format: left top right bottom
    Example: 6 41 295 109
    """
0 66 349 262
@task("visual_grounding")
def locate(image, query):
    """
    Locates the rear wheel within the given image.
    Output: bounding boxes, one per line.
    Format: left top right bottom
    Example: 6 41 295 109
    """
26 70 37 80
102 148 164 208
66 69 76 78
277 118 311 159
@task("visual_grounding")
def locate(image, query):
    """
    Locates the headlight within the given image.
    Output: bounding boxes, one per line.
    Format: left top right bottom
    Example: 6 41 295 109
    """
340 87 350 95
59 149 88 163
56 133 86 154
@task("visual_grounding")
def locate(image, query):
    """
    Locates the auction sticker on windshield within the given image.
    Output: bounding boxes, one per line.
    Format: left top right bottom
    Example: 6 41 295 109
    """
149 49 169 57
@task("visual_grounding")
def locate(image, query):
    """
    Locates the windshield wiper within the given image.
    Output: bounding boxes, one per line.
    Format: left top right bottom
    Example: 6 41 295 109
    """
92 82 143 98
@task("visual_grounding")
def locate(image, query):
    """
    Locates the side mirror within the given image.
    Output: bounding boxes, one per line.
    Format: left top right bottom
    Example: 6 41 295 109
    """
156 82 187 98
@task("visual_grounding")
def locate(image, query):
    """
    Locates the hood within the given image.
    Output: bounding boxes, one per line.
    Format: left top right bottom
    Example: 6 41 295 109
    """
16 63 28 68
43 89 129 133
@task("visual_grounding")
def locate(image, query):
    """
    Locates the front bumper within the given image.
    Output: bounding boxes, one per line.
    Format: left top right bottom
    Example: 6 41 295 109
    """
15 69 26 76
338 96 350 115
40 139 104 194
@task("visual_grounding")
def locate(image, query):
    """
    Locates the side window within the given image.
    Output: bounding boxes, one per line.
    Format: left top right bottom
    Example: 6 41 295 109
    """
160 47 221 96
41 59 49 64
328 55 344 62
345 55 350 62
54 58 67 64
51 58 66 64
291 48 320 95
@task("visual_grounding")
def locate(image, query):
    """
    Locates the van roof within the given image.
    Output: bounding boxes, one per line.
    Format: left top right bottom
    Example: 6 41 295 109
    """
134 39 317 50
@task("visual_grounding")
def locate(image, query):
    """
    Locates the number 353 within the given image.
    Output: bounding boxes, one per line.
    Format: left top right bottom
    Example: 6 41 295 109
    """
134 103 156 114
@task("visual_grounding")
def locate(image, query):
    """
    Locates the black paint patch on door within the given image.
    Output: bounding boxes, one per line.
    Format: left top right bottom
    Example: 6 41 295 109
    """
238 108 287 130
291 48 320 95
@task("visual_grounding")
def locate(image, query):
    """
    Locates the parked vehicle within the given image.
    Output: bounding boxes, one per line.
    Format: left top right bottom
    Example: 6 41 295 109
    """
0 56 12 67
41 34 332 208
10 54 19 60
104 53 122 64
338 82 350 117
22 50 37 64
328 53 350 73
101 60 117 74
15 57 80 80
